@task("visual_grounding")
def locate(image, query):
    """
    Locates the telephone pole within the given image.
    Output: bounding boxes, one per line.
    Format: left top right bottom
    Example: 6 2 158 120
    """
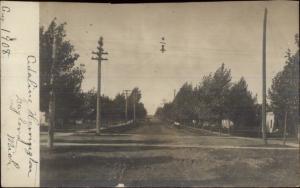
262 8 268 145
174 89 176 100
123 89 131 121
48 33 56 149
133 90 136 124
92 37 108 135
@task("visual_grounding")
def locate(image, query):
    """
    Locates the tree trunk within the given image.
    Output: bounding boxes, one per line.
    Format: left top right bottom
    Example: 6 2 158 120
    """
298 122 300 162
219 120 222 136
298 123 300 143
48 91 55 149
283 111 288 145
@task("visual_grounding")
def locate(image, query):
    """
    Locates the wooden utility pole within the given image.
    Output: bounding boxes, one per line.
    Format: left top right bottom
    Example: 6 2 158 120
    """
174 89 176 100
92 37 108 135
283 111 288 145
133 90 136 124
123 89 131 121
48 33 56 149
298 118 300 161
299 121 300 162
262 8 268 145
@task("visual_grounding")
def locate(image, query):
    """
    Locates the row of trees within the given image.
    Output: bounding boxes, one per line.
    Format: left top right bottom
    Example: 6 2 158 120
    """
78 87 147 122
40 19 147 128
155 63 260 131
156 34 299 136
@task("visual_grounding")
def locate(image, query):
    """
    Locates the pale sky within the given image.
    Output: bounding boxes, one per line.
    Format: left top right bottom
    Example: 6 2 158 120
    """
40 1 299 115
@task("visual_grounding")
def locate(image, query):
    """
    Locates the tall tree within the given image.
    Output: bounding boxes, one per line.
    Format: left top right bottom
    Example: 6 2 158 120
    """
112 93 126 120
173 82 196 122
128 87 147 119
40 18 85 126
211 63 232 123
194 74 215 122
269 34 299 137
226 77 257 129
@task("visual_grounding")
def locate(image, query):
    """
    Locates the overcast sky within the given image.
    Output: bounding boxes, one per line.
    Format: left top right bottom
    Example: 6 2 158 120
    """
41 1 299 115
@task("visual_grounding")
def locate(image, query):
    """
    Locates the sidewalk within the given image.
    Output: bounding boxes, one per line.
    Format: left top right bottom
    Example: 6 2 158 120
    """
40 120 134 134
75 120 134 134
175 123 299 148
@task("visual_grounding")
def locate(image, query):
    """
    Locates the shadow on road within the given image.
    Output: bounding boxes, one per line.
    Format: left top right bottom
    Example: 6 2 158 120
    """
51 138 169 145
41 145 174 153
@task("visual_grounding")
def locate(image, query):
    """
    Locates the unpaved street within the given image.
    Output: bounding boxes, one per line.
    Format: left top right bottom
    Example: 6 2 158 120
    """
41 118 300 187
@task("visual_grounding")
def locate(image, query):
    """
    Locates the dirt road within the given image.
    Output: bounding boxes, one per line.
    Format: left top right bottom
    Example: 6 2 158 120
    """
40 118 300 187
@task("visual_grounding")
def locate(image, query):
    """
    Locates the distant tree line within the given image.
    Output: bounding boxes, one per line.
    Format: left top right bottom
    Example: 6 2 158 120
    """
77 87 147 122
40 19 147 128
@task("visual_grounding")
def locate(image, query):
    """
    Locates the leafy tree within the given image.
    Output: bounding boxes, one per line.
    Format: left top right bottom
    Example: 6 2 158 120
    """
173 82 196 122
226 77 258 128
101 95 114 120
155 107 164 118
78 87 147 122
156 63 260 134
194 74 215 122
112 93 126 120
210 63 232 123
157 102 174 121
128 87 147 119
269 34 299 136
40 18 85 125
81 89 97 120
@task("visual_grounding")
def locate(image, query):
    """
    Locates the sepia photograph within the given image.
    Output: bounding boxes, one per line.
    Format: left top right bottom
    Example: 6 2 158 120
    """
10 1 300 187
